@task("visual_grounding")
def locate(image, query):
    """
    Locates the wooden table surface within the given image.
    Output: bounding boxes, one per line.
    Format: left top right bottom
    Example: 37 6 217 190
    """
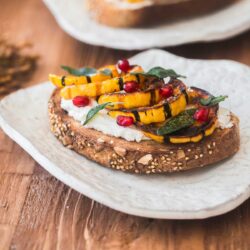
1 0 250 249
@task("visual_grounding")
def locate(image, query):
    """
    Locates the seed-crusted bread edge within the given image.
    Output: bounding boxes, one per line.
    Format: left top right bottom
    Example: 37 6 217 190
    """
48 89 240 174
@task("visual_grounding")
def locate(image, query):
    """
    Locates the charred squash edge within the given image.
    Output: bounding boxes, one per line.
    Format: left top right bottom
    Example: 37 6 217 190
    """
98 88 162 110
60 74 146 99
107 81 188 124
108 92 188 124
97 79 180 110
138 86 219 143
143 118 218 144
49 65 119 88
49 65 144 88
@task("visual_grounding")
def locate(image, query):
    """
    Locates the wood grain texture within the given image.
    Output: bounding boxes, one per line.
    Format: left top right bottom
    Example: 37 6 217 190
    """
0 0 250 249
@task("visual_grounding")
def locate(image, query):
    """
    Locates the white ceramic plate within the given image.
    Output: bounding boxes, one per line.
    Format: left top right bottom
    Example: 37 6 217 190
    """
43 0 250 50
1 50 250 219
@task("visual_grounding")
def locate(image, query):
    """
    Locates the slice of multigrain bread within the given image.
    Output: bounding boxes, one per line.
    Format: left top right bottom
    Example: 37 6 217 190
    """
86 0 237 27
48 89 240 174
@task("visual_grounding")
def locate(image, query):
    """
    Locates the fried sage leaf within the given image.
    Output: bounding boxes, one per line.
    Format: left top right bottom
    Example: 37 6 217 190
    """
156 109 196 136
132 67 186 79
83 101 123 125
200 95 228 106
61 65 112 76
199 96 212 106
83 102 113 125
146 67 186 79
99 68 112 76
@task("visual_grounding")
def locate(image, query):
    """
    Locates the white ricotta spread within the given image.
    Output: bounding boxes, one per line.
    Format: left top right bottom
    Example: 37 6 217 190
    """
61 98 233 142
61 98 148 142
217 107 233 129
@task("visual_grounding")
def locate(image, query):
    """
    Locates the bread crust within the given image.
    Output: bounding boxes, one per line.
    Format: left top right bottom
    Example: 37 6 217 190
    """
86 0 237 27
48 89 240 174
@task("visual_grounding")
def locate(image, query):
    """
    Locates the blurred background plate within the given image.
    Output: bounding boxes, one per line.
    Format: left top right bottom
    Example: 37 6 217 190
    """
43 0 250 50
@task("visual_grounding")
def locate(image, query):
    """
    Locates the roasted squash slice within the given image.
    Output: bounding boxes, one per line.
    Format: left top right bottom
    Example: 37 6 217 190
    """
50 65 144 88
98 89 161 109
107 80 188 124
99 79 185 110
125 65 144 74
108 93 187 124
186 86 211 103
49 65 119 88
60 74 145 99
142 118 217 144
138 86 219 143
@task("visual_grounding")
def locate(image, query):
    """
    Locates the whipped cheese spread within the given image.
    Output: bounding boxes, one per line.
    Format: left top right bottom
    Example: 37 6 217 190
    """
61 98 148 142
61 98 233 142
217 107 233 129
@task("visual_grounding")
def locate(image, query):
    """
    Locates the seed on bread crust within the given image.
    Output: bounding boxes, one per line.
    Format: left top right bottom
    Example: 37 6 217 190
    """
177 150 185 160
114 147 127 157
138 154 153 165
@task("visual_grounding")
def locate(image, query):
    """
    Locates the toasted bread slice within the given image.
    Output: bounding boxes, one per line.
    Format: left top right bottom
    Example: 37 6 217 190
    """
86 0 237 27
48 89 240 174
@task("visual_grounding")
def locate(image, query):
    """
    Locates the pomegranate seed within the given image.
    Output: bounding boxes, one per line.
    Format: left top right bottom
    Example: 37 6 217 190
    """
124 81 140 93
72 96 90 107
159 86 173 99
194 108 209 123
117 59 130 72
117 116 134 127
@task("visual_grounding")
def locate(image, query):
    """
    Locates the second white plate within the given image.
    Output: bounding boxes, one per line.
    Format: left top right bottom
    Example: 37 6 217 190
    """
43 0 250 50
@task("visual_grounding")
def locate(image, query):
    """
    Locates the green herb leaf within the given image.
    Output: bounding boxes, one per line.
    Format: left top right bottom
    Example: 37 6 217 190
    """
61 65 113 77
200 96 212 106
183 108 197 116
132 67 186 79
99 68 112 76
146 67 186 79
83 102 113 125
200 95 228 106
61 65 97 76
156 110 195 136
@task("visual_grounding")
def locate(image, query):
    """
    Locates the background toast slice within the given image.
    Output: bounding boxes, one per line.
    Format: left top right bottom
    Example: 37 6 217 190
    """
49 89 240 174
86 0 237 27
